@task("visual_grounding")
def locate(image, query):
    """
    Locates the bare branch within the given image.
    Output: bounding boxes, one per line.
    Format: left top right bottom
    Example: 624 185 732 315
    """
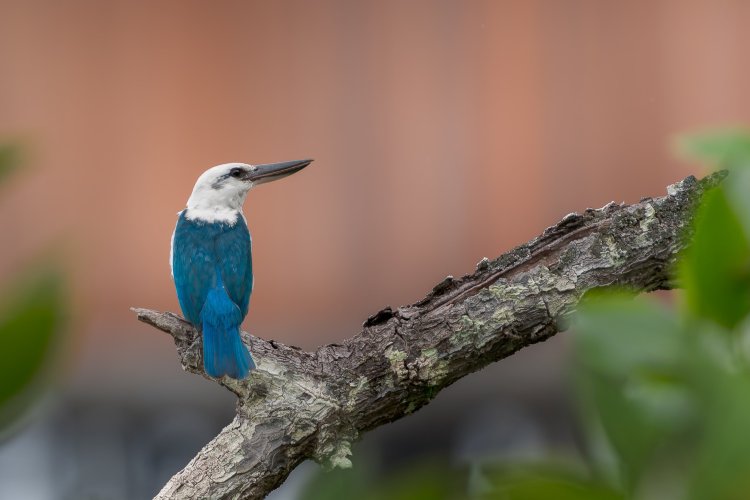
134 172 723 499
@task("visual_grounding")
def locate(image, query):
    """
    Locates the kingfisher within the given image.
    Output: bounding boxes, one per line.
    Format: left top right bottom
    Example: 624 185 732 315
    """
171 159 312 379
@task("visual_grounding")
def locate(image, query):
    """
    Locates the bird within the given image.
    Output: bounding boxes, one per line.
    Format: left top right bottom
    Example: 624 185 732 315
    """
171 159 312 379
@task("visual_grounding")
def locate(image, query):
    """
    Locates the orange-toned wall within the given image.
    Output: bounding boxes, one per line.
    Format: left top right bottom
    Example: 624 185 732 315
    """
1 0 748 376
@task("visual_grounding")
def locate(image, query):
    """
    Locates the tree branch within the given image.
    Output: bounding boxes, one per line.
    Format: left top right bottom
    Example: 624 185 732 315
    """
134 172 722 499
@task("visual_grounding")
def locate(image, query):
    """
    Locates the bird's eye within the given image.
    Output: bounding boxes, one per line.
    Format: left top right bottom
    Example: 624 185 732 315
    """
229 168 243 178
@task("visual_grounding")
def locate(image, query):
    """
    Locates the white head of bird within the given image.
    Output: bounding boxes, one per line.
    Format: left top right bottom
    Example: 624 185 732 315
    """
185 159 313 224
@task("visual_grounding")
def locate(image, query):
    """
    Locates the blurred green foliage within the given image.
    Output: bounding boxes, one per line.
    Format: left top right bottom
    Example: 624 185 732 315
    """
304 460 466 500
0 143 65 433
303 129 750 499
481 465 625 500
0 144 22 185
676 127 750 169
0 266 65 429
679 188 750 329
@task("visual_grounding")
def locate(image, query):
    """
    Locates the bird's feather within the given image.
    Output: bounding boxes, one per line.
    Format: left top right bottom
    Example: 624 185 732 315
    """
171 210 254 378
201 284 254 378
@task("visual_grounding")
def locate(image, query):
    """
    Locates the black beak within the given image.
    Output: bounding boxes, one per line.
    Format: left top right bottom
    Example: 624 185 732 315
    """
246 159 313 184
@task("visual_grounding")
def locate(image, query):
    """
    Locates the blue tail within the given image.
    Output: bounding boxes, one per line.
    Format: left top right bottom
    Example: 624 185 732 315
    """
200 286 255 379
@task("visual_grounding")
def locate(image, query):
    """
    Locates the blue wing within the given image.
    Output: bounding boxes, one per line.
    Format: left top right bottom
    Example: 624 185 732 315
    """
216 217 253 318
171 212 253 326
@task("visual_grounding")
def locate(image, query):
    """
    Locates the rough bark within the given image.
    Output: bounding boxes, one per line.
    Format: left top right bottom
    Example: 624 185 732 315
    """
134 172 722 499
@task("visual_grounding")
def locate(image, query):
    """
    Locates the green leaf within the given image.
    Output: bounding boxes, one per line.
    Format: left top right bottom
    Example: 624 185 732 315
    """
483 466 624 500
302 464 369 500
0 265 65 428
680 187 750 330
0 143 23 186
677 128 750 170
303 461 466 500
576 292 684 376
371 464 466 500
686 358 750 500
573 294 689 491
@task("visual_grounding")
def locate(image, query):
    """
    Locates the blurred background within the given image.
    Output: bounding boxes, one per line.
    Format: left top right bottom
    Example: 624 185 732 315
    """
1 1 750 498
